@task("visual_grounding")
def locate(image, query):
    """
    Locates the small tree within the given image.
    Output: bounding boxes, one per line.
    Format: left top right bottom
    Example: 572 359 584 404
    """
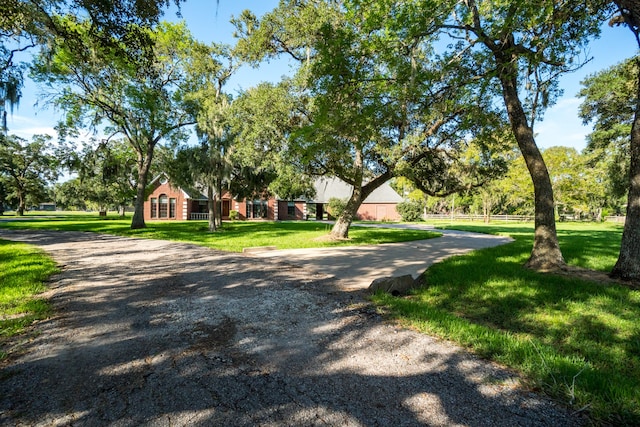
326 198 347 221
0 134 60 215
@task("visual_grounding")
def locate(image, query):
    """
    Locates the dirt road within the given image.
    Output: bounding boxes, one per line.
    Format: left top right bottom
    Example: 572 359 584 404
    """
0 229 582 426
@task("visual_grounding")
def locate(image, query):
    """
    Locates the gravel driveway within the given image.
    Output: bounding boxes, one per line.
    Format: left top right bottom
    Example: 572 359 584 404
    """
251 224 513 289
0 229 583 426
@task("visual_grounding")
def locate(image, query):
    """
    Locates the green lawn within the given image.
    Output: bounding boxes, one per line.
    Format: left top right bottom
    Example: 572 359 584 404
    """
0 213 440 251
373 221 638 425
0 240 58 359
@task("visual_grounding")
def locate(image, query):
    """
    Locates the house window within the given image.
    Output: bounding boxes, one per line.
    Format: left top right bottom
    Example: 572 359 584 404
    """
159 195 168 218
169 198 176 218
288 201 296 218
246 200 267 219
151 198 157 218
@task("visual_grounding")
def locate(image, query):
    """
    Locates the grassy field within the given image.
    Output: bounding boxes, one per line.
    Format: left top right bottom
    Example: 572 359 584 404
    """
373 221 639 425
0 213 440 251
0 240 58 359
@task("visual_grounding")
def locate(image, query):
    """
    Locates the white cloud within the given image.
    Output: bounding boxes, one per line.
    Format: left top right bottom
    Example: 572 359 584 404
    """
5 114 57 140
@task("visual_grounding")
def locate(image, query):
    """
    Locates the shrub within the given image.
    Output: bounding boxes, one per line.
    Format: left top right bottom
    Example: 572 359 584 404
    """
327 197 347 219
396 200 424 222
229 210 239 221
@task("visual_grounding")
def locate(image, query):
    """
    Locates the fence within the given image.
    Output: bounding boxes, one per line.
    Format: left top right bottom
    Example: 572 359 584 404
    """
190 213 209 220
605 216 626 224
423 214 533 222
424 214 627 223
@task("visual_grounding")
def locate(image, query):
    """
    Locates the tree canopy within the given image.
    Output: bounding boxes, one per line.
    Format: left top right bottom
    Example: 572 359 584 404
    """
1 0 188 130
32 20 203 228
579 57 637 201
0 133 60 215
234 0 510 238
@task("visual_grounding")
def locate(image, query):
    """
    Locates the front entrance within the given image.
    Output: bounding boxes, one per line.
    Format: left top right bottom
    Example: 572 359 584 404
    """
222 200 230 218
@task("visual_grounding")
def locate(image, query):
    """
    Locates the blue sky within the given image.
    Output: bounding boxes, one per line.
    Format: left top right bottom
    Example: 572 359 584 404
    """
6 0 639 152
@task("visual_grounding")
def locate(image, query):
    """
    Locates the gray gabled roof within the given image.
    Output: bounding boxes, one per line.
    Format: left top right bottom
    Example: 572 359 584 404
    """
312 177 403 204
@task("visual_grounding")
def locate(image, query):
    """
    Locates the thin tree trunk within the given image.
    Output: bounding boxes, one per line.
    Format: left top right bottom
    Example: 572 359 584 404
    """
498 72 565 270
17 190 25 216
130 144 154 230
483 198 491 223
216 183 223 228
611 56 640 281
207 186 217 232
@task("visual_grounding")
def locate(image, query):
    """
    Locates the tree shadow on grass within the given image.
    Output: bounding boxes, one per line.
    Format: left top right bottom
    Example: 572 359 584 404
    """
400 232 639 424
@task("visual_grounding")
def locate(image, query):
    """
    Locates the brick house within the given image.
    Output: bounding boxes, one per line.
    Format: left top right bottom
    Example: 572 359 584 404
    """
144 173 307 221
144 174 402 221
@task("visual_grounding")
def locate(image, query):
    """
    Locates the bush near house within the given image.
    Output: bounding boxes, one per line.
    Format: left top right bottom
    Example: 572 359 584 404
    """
326 197 347 219
396 200 424 222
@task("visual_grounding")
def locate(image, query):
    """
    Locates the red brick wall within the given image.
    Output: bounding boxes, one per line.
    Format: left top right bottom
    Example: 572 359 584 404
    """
233 198 277 220
277 201 288 220
356 203 400 221
144 181 189 221
295 201 305 220
277 201 306 220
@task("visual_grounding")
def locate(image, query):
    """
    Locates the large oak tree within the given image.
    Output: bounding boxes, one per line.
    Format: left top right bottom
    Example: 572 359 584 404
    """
607 1 640 281
32 20 201 228
423 0 610 270
236 0 509 239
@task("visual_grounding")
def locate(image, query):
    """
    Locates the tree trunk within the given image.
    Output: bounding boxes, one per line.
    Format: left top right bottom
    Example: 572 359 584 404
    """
207 186 217 232
611 57 640 281
17 191 25 216
330 150 365 239
330 168 393 239
498 71 565 270
483 199 491 224
131 181 147 229
130 144 154 230
216 183 223 228
330 187 362 239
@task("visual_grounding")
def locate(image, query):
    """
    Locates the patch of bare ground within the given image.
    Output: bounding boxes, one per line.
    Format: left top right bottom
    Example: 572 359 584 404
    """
547 265 640 290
